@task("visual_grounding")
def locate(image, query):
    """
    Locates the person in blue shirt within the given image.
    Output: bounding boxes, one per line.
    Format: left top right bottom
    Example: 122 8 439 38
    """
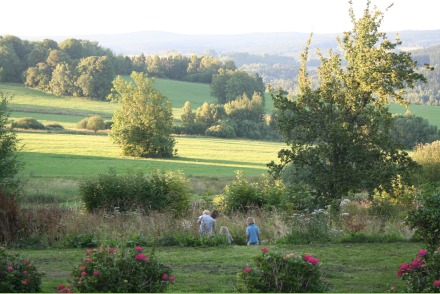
246 217 260 245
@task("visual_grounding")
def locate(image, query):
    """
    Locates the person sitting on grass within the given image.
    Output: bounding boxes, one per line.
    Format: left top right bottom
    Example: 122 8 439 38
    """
219 226 233 244
246 217 260 245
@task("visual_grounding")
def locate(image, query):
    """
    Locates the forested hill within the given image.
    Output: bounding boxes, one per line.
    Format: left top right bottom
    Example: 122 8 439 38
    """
24 30 440 56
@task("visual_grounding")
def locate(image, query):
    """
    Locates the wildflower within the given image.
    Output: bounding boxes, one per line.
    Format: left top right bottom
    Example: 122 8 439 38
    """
409 257 423 270
108 248 117 254
81 271 87 277
399 263 409 271
261 247 268 253
7 265 13 271
162 273 169 281
85 258 92 263
23 270 28 275
93 270 100 276
243 267 251 273
80 265 86 271
170 276 176 282
23 259 30 264
418 249 427 256
77 281 82 285
57 285 65 291
86 249 93 254
304 254 319 265
136 246 143 252
434 280 440 287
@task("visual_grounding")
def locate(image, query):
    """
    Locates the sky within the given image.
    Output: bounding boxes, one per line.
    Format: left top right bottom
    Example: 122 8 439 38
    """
1 0 438 38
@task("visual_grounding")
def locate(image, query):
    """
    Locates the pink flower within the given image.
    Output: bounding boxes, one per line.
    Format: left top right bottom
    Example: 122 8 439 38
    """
261 247 268 253
434 280 440 287
108 248 117 254
21 280 28 285
409 257 423 270
23 259 29 264
399 263 409 271
57 285 65 291
23 270 28 275
80 265 86 271
162 273 169 281
86 249 93 254
77 281 82 285
418 249 427 256
136 246 143 252
303 254 319 265
135 254 149 262
93 271 100 276
243 267 251 273
170 276 176 282
7 265 13 271
81 271 87 277
85 257 92 263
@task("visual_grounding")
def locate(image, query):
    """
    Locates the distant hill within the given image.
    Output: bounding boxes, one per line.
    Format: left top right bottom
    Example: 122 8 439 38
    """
24 30 440 57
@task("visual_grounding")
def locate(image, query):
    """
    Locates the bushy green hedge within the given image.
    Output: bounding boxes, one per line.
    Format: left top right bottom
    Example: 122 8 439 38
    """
80 168 190 214
411 140 440 185
11 118 45 129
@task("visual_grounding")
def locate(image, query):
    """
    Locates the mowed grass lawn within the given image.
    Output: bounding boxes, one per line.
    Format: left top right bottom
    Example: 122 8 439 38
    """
17 132 283 178
15 242 421 293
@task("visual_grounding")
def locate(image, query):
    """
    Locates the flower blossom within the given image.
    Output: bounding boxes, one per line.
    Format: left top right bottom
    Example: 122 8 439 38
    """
136 246 143 252
23 270 28 275
170 276 176 282
243 267 251 273
7 265 14 271
108 248 117 254
86 249 93 254
418 249 427 256
162 273 169 281
261 247 268 253
434 280 440 287
81 271 87 277
93 271 100 276
135 254 149 263
303 254 319 265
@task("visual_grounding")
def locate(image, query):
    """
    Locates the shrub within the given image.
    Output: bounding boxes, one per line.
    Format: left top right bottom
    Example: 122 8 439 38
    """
411 141 440 185
76 115 105 133
0 248 44 292
86 115 105 133
80 168 190 214
397 248 440 293
104 120 113 130
70 246 174 293
406 185 440 251
205 121 236 138
11 118 45 130
45 123 64 130
224 171 263 212
237 247 326 292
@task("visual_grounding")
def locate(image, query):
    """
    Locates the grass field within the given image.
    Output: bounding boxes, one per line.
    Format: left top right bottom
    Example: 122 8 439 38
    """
14 242 421 293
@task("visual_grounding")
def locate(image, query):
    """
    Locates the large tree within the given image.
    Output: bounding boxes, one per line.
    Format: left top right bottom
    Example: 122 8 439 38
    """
75 56 115 99
269 1 426 208
110 72 175 158
0 93 22 194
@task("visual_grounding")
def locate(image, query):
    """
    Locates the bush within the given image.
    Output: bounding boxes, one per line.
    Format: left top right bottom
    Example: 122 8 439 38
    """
76 115 105 133
411 141 440 185
205 120 236 138
70 246 174 293
80 168 190 214
45 123 64 130
0 248 44 292
397 248 440 293
224 171 263 212
104 120 113 130
11 118 45 130
406 185 440 251
237 247 327 292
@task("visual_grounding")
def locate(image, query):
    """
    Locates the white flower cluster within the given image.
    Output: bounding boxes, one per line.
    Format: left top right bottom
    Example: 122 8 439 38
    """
340 199 351 207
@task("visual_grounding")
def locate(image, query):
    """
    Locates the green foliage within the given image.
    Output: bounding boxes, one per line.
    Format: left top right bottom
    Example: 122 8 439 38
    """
391 113 439 149
75 56 115 100
237 247 326 293
406 185 440 251
84 115 105 133
411 140 440 185
110 72 175 158
11 117 45 130
45 122 64 130
0 191 20 243
0 248 44 293
205 120 236 138
224 171 263 212
79 168 190 214
270 2 424 207
0 94 22 194
211 69 265 104
70 246 174 293
397 248 440 293
372 174 418 207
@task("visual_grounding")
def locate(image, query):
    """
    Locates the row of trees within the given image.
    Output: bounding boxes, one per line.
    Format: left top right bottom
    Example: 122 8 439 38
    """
177 93 279 141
